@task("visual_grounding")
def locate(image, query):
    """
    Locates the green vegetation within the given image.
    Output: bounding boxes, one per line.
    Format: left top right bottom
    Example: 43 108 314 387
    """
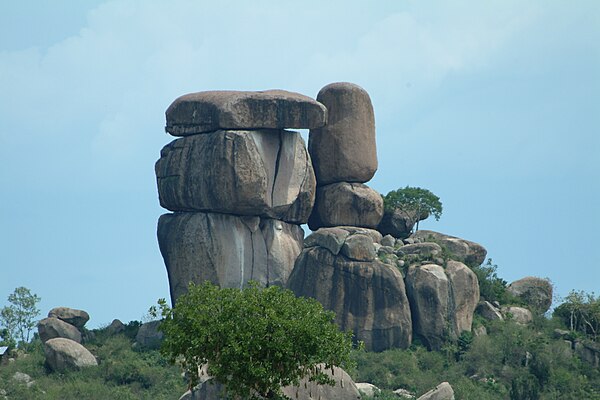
554 290 600 341
0 287 41 347
154 281 355 400
382 186 443 230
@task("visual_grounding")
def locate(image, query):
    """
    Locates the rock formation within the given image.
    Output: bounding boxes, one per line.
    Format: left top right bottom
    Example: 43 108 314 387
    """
507 276 553 314
417 382 455 400
44 338 98 372
410 230 487 266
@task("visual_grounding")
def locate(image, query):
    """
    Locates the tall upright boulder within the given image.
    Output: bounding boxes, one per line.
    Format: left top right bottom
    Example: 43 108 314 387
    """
308 82 377 185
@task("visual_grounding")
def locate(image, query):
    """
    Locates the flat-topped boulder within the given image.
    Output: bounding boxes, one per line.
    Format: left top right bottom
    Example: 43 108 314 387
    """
309 82 377 185
156 129 315 224
165 90 327 136
48 307 90 330
410 230 487 266
158 213 303 303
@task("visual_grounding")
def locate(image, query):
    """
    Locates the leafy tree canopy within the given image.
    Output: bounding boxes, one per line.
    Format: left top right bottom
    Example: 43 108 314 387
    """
554 290 600 341
0 286 41 346
382 186 443 230
153 281 355 400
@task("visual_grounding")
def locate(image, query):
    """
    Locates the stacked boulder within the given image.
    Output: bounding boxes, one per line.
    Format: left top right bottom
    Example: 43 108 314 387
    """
156 90 323 303
37 307 97 372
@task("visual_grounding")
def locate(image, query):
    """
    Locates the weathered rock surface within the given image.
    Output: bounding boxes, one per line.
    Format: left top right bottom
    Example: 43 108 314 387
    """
406 263 479 350
340 234 376 261
308 182 383 230
47 307 89 330
135 321 164 349
179 365 360 400
378 209 427 239
417 382 455 400
476 301 504 321
411 230 487 266
156 129 315 224
43 338 97 372
356 382 380 397
158 212 303 303
308 82 377 185
166 90 327 135
287 241 412 352
507 277 553 314
38 317 82 343
106 319 126 335
397 242 443 258
502 306 533 324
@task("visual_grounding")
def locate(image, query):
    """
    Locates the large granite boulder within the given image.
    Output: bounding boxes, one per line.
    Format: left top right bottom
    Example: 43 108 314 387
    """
158 212 303 303
507 277 553 314
410 230 487 266
38 317 82 343
308 182 383 230
406 262 479 350
288 230 412 352
308 82 377 185
378 208 427 239
43 338 97 372
501 306 533 324
179 364 360 400
165 90 327 136
417 382 455 400
476 301 504 321
47 307 89 330
135 321 164 349
156 129 315 224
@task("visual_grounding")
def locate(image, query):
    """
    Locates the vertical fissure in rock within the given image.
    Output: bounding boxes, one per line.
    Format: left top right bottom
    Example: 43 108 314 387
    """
446 272 457 339
271 130 284 207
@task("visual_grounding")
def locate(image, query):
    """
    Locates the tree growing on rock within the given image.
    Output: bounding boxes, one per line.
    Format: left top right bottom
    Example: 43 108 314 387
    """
0 286 41 346
382 186 443 231
153 281 355 400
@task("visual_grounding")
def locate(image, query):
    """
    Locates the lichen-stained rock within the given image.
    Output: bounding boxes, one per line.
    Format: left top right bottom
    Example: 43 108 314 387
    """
38 317 82 343
445 261 480 334
156 129 316 224
287 246 412 352
507 277 553 314
308 82 377 185
158 212 303 304
396 243 443 258
43 338 97 372
308 182 384 230
340 234 377 261
165 90 327 136
47 307 90 330
410 230 487 266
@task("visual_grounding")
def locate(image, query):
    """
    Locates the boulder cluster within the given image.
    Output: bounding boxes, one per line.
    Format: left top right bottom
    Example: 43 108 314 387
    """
37 307 97 372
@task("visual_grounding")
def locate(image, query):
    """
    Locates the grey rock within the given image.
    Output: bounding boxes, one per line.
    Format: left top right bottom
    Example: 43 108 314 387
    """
340 234 376 261
417 382 455 400
337 226 383 244
106 319 126 335
165 90 327 135
309 82 377 185
156 129 315 224
308 182 383 230
554 329 571 339
12 372 34 387
304 227 350 255
356 382 380 397
287 246 412 351
507 277 553 314
576 341 600 367
446 261 480 334
476 301 504 321
179 364 360 400
48 307 90 330
394 388 416 398
381 234 395 247
38 317 82 343
158 212 303 303
411 230 487 266
43 338 97 372
397 242 443 258
378 209 427 239
135 321 164 349
473 325 487 337
502 306 533 324
404 238 415 245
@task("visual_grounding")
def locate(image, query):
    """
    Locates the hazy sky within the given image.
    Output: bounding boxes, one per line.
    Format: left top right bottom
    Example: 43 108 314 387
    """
1 1 598 327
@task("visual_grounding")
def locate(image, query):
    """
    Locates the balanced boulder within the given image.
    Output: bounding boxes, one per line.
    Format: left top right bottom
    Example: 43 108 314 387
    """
410 230 487 266
48 307 89 330
166 90 327 136
308 182 383 230
43 338 97 372
156 129 315 224
507 277 553 314
158 212 303 303
38 317 82 343
308 82 377 185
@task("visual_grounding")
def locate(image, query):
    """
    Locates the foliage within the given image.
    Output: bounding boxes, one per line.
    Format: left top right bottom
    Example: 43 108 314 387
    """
470 259 512 303
0 286 41 346
382 186 443 230
154 281 355 400
554 290 600 341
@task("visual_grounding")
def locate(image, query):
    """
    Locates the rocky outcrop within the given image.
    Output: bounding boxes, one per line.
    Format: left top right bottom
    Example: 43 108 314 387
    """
166 90 327 136
158 213 303 303
308 82 377 185
417 382 455 400
156 129 315 224
406 262 479 350
378 208 427 239
43 338 97 372
135 321 164 349
179 365 360 400
48 307 90 330
476 301 504 321
507 277 553 314
356 382 380 397
502 306 533 324
38 317 82 343
411 230 487 266
308 182 383 230
287 229 412 351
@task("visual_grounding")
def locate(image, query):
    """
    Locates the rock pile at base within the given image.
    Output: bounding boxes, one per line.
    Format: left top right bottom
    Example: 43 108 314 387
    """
157 90 322 303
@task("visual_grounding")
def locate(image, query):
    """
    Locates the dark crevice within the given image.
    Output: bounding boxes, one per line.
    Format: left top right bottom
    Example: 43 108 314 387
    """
271 130 284 207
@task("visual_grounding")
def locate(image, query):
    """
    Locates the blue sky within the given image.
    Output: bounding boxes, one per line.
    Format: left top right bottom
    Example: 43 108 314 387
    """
1 1 598 327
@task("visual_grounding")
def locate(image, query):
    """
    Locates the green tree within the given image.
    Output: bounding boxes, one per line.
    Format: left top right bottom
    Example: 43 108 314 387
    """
382 186 443 231
554 290 600 341
154 281 355 400
0 286 41 345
